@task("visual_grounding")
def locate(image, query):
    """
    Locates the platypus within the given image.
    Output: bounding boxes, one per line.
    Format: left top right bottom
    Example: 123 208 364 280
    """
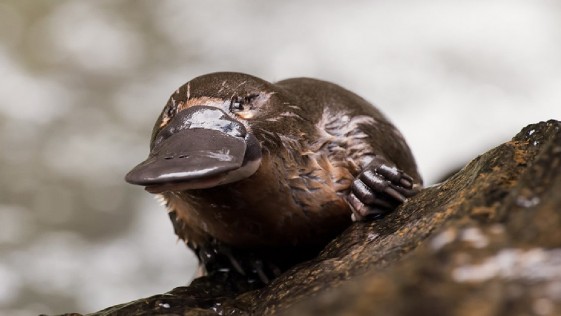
126 72 422 282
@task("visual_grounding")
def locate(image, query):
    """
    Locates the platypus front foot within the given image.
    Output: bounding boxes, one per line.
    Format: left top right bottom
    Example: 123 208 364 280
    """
197 241 282 285
347 156 419 221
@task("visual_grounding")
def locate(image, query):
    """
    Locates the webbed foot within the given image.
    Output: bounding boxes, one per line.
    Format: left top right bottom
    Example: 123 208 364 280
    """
347 156 420 221
195 240 282 285
169 211 287 285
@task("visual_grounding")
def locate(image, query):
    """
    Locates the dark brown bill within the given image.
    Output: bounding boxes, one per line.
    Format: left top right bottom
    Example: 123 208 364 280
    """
125 128 246 187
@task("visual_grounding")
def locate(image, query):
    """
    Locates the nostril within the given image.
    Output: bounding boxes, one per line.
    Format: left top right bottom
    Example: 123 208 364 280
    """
178 155 188 159
164 156 174 160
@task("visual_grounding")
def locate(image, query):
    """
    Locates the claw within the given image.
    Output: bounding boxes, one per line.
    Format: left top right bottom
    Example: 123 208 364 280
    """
384 186 406 203
399 177 413 189
251 260 270 284
222 247 245 276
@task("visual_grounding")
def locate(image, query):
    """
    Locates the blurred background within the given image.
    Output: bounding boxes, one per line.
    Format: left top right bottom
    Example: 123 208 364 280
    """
1 0 560 314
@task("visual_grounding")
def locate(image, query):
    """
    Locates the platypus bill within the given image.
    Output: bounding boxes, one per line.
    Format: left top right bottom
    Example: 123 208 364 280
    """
126 72 422 283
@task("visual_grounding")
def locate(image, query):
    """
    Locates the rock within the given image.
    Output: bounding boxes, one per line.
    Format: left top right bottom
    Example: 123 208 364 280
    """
286 119 561 316
56 120 561 316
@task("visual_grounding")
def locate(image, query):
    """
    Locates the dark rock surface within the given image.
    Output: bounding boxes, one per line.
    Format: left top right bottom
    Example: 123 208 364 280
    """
58 120 561 316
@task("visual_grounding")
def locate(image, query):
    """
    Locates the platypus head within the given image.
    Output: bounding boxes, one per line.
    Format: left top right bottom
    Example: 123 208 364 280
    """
125 72 297 193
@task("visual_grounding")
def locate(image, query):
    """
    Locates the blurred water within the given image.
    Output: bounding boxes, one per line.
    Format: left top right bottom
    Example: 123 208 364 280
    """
1 0 560 314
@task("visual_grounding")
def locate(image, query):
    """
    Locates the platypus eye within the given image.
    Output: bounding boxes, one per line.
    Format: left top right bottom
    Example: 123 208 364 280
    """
230 98 245 112
229 94 259 114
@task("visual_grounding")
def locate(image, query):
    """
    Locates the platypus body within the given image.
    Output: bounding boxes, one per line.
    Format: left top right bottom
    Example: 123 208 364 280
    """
126 72 422 282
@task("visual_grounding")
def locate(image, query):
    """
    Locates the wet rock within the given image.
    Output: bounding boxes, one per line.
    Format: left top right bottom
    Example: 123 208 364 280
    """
57 120 561 316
